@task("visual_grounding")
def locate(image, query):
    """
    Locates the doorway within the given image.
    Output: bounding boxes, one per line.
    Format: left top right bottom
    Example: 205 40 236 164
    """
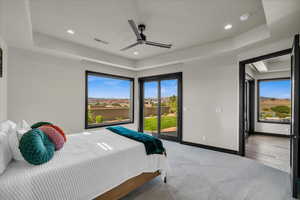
245 56 291 173
244 74 255 138
239 34 300 198
138 72 182 142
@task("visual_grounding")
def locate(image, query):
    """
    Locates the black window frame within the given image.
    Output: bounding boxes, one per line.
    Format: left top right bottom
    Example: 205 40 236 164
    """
85 70 134 129
138 72 183 142
257 77 291 124
0 48 3 78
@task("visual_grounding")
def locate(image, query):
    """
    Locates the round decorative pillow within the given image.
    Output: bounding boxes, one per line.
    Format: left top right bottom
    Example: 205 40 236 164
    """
46 125 67 142
31 121 53 129
38 126 65 150
19 129 55 165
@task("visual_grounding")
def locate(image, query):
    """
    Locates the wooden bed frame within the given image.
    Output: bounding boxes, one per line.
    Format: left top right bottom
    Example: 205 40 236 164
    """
95 171 162 200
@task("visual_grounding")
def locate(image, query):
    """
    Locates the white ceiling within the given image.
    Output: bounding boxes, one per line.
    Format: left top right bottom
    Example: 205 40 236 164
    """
263 54 290 72
29 0 266 60
248 54 291 74
264 54 290 64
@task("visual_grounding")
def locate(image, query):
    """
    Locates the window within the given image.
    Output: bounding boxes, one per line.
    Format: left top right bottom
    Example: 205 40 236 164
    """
258 78 291 123
85 71 134 128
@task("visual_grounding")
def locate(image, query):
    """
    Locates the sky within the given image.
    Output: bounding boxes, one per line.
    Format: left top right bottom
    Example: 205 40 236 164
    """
144 80 178 98
88 75 131 98
89 75 288 99
260 79 291 99
88 75 178 99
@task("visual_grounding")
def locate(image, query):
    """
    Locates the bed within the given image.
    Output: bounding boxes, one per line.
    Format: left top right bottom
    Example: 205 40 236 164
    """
0 129 168 200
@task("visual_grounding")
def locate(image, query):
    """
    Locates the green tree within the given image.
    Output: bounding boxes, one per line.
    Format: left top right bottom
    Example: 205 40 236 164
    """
95 115 103 123
167 95 177 113
88 110 95 124
271 105 290 114
262 107 270 112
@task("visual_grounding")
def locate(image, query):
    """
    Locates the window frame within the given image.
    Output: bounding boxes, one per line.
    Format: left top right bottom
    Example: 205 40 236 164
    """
257 77 291 124
85 70 134 129
138 72 183 142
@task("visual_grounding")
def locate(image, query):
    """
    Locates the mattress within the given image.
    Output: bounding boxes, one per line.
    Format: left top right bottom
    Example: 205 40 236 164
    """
0 129 168 200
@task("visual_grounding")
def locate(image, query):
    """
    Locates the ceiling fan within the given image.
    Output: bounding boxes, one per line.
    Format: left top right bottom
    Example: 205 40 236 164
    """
120 19 172 51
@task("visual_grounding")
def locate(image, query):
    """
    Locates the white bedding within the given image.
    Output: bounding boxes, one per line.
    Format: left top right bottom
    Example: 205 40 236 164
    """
0 129 168 200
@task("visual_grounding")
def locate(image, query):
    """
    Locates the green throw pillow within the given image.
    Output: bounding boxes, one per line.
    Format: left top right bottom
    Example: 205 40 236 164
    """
19 129 55 165
31 121 53 129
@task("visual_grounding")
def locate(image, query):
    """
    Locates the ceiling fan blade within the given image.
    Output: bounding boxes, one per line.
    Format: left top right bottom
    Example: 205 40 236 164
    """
120 42 140 51
128 19 142 40
145 41 172 48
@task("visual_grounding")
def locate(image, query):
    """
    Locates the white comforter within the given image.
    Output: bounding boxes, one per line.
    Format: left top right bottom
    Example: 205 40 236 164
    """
0 129 168 200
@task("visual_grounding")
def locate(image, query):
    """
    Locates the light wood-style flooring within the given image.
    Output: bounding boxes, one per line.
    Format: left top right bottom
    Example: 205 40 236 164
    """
246 134 290 173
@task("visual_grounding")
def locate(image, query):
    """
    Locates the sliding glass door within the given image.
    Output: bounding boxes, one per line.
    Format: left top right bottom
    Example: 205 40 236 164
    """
139 73 182 142
143 81 159 134
160 79 178 138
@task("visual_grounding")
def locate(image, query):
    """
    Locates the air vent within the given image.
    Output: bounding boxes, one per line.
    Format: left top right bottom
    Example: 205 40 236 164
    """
0 48 3 78
94 38 109 45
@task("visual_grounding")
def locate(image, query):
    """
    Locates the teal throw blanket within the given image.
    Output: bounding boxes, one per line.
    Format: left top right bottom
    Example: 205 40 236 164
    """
106 126 165 155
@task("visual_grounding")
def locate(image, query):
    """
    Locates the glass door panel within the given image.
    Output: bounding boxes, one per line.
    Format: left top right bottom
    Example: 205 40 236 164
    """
143 81 159 134
160 79 178 138
139 72 182 142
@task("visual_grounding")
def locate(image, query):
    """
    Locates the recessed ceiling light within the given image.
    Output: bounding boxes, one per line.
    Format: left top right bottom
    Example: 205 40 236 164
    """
133 51 139 55
252 61 268 72
240 13 250 21
67 29 75 35
224 24 232 30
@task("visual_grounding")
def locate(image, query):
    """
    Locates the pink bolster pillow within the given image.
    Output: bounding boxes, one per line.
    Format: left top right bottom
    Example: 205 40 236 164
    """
47 125 67 142
38 126 65 150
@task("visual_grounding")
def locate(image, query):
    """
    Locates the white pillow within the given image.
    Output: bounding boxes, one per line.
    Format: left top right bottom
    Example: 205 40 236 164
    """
8 120 31 161
16 120 30 139
16 120 30 130
0 120 17 134
0 131 12 174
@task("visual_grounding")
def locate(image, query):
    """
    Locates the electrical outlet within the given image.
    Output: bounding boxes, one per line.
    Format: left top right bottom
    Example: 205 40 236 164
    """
202 136 206 141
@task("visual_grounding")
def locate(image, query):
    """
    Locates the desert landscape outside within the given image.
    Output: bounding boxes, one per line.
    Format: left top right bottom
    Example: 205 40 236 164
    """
87 73 133 127
258 79 291 123
143 80 178 136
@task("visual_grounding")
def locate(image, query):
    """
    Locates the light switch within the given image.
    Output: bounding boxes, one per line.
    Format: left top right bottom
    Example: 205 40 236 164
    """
216 107 222 113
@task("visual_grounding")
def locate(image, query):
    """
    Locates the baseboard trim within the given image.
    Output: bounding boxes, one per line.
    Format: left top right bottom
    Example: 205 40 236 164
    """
253 132 291 138
181 141 238 155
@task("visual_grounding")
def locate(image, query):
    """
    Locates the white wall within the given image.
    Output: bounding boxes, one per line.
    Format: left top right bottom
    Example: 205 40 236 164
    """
0 0 9 121
254 71 291 135
6 46 239 151
137 53 239 151
5 37 294 150
7 47 138 133
0 36 7 121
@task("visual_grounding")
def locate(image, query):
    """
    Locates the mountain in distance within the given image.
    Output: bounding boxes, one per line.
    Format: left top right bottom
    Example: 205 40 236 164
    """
260 96 291 109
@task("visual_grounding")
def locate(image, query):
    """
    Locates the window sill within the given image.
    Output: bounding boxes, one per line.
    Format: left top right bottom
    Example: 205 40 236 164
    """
85 121 134 129
257 120 290 125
